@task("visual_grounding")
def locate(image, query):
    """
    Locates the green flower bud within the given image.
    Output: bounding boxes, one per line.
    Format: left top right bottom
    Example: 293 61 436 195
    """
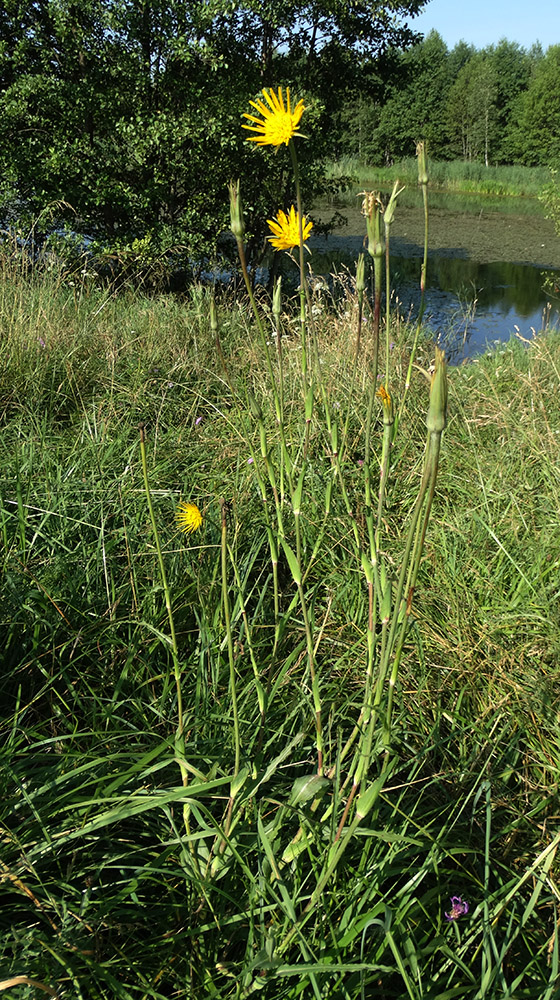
426 346 447 434
384 179 406 227
272 275 282 318
229 179 245 241
356 253 366 294
247 388 263 422
361 191 385 260
416 141 428 186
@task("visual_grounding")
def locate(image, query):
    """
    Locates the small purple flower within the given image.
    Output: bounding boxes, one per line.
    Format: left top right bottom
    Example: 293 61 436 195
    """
445 896 469 921
38 337 46 348
357 459 364 468
247 457 254 465
195 416 203 426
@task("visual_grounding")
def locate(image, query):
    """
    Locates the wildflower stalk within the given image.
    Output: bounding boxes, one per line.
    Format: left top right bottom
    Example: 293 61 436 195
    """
289 139 308 372
375 385 395 550
281 533 323 775
383 347 447 747
383 180 405 388
354 252 365 361
138 424 183 751
138 424 202 868
230 181 293 490
400 141 429 418
229 181 284 429
334 353 446 837
220 499 240 779
340 253 366 461
364 192 384 388
272 276 284 421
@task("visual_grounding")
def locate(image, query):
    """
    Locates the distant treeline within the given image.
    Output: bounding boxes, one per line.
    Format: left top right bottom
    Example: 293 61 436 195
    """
339 32 560 169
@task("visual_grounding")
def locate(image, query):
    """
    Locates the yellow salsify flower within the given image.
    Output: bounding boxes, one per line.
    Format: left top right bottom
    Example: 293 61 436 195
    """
176 501 203 534
376 385 391 407
242 87 305 147
376 384 394 424
267 206 313 251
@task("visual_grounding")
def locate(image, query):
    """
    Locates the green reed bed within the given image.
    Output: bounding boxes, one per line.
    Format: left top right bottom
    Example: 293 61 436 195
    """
1 105 560 1000
328 157 551 200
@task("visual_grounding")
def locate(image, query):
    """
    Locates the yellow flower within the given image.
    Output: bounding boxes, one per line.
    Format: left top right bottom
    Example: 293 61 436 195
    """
176 501 203 534
242 87 305 147
376 385 391 407
376 384 394 425
267 206 313 251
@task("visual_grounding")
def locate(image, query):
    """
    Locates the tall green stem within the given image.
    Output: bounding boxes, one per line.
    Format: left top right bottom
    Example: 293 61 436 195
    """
289 138 308 369
400 144 429 419
138 424 183 748
220 499 240 778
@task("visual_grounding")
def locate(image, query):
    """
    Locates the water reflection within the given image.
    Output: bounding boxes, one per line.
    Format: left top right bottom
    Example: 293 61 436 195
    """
309 225 560 362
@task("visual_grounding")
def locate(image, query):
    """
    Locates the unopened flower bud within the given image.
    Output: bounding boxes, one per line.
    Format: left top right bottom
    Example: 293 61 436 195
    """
247 388 263 422
384 179 405 227
229 179 245 241
426 346 447 433
361 191 384 260
417 141 428 186
272 276 282 318
356 253 366 294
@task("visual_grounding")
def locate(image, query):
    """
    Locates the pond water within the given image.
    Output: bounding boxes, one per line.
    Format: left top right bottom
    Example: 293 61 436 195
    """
310 188 560 362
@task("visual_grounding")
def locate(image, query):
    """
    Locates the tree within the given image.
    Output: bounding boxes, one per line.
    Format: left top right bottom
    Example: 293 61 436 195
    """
0 0 428 275
483 39 531 163
446 53 497 164
372 30 452 163
513 45 560 166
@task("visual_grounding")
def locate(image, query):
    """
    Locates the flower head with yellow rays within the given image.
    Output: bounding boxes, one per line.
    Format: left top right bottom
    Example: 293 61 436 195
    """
267 206 313 251
242 87 305 147
176 501 203 534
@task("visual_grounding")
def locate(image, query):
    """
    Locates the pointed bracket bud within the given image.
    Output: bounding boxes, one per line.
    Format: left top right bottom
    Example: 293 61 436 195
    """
356 253 366 294
361 191 385 260
272 275 282 319
416 141 428 186
384 179 406 228
229 179 245 241
426 346 447 434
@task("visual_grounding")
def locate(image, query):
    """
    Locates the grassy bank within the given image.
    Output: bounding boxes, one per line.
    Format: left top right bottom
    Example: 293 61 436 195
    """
1 263 560 1000
327 157 552 199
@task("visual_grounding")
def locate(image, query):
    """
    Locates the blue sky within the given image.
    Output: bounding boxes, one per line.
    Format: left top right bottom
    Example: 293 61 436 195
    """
406 0 560 50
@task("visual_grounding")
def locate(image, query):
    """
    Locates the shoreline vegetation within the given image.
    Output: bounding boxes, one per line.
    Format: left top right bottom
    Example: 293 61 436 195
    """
326 157 553 200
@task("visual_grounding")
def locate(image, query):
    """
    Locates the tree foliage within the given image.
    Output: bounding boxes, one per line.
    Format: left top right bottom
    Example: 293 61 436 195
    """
514 45 560 165
0 0 426 272
447 53 498 165
341 31 554 173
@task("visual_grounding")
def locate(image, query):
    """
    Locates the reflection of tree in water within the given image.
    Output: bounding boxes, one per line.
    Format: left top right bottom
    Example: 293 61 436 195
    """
309 236 560 360
428 257 557 317
310 240 559 319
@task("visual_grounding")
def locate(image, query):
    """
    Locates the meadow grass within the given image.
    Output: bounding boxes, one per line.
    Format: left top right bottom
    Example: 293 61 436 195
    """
327 158 552 200
1 252 559 1000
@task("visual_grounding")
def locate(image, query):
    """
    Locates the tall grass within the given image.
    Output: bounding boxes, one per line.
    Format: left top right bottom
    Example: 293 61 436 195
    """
1 224 560 997
0 254 560 1000
327 157 551 199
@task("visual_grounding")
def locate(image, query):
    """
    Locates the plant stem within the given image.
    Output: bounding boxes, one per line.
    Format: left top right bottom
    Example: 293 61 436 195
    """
220 499 240 778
